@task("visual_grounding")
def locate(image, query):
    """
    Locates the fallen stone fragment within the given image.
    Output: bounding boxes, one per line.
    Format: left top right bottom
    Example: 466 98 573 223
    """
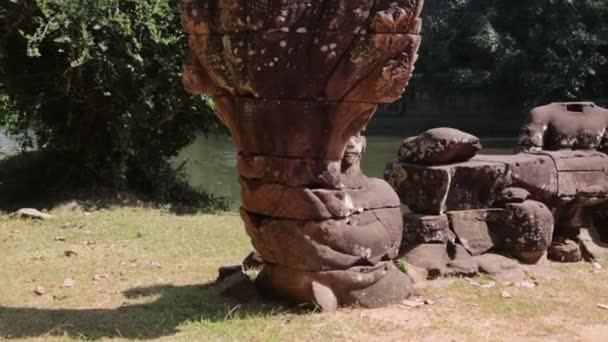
218 265 243 281
547 238 582 263
398 128 481 165
597 304 608 310
17 208 54 220
34 285 46 296
403 213 454 244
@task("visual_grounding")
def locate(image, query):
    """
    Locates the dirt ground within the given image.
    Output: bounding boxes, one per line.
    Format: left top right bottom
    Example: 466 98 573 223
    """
1 206 608 341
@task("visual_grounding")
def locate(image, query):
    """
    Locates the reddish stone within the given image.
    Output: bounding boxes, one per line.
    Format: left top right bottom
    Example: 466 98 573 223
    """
402 213 454 243
242 208 402 272
260 261 413 311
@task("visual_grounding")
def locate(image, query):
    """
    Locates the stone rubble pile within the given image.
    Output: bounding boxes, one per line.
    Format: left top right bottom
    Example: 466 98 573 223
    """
386 103 608 279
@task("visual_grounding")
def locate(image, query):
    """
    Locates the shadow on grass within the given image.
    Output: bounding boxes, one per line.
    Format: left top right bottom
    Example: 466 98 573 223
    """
0 283 300 340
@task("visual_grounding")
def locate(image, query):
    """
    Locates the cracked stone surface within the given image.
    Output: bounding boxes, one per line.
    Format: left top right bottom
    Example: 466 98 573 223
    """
183 0 424 310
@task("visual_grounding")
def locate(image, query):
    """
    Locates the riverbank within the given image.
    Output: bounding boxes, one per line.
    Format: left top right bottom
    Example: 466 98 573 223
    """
1 205 608 341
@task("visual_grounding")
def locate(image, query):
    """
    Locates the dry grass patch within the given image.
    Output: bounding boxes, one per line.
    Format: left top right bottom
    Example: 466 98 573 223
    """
2 206 608 341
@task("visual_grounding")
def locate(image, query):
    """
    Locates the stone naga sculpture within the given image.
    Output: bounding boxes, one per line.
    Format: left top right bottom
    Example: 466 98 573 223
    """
181 0 424 310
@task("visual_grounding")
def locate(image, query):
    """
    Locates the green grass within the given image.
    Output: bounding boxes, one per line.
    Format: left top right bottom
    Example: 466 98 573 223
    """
2 205 608 341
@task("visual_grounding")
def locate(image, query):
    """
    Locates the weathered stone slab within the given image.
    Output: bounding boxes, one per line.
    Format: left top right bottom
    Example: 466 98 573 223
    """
187 31 421 101
237 155 342 189
386 160 506 215
398 128 481 165
403 213 454 243
242 208 402 272
260 261 413 311
474 153 558 201
578 226 608 261
447 209 506 256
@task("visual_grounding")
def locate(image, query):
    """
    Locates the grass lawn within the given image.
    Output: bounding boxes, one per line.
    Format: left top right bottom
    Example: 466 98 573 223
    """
1 205 608 341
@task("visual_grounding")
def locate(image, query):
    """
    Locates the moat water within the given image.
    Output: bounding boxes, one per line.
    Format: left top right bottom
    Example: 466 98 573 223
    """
1 125 516 210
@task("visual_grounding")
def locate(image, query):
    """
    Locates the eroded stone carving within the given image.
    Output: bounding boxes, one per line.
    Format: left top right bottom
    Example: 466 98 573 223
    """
386 103 608 280
183 0 424 310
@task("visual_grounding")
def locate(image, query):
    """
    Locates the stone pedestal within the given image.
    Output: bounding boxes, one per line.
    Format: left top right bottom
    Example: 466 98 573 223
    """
182 0 424 310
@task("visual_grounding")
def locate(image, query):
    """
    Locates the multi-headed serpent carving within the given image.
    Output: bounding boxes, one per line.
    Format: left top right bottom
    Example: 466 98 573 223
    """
182 0 424 310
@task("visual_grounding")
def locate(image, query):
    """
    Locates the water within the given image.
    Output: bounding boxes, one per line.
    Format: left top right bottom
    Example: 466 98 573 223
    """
0 128 20 157
2 123 516 208
175 131 516 208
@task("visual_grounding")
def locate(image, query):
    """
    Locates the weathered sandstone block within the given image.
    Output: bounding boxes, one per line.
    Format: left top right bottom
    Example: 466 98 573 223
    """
183 0 424 309
399 128 481 165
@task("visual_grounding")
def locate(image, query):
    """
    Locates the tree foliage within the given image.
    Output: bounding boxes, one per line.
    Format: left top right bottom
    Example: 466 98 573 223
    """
0 0 220 200
419 0 608 107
